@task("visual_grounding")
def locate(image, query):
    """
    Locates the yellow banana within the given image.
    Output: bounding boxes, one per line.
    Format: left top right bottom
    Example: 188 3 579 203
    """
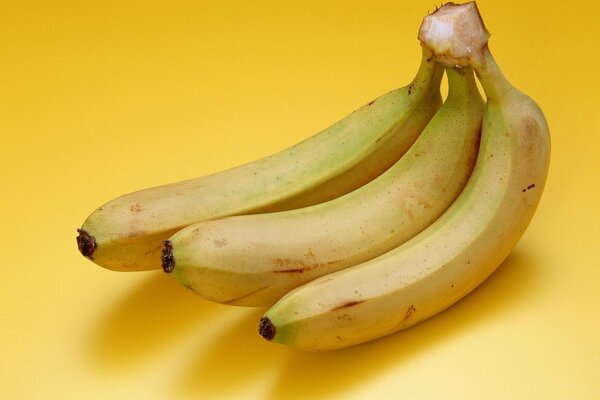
76 48 443 271
258 2 550 350
164 65 483 306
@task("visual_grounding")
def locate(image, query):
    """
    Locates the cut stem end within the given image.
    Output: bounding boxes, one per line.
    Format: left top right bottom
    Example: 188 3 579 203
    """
418 1 489 68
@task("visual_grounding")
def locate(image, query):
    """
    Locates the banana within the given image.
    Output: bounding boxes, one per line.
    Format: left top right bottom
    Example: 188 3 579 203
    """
163 65 484 307
76 48 443 272
258 2 551 350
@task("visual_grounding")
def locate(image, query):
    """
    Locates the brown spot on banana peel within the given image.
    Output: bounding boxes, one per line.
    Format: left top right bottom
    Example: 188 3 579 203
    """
392 305 418 330
273 268 309 274
213 238 228 247
273 258 310 273
522 183 536 192
223 286 270 305
130 202 143 213
313 277 334 286
161 240 175 273
337 313 352 322
331 300 365 311
271 258 340 274
183 283 196 292
76 229 97 259
404 305 416 321
374 126 395 144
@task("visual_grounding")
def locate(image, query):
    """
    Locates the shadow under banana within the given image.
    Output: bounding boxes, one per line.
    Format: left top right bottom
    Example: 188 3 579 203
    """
173 247 541 399
85 271 224 371
173 307 291 398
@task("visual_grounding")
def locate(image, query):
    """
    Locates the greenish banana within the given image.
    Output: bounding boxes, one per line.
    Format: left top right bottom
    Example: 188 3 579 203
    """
163 65 483 307
76 48 443 271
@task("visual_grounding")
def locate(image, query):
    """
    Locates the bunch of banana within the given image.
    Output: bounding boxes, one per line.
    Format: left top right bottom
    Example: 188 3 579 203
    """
76 2 550 351
76 46 444 272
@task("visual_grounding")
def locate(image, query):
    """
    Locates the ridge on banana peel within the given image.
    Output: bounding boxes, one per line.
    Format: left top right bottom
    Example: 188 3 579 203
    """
76 47 443 272
259 2 550 351
163 65 484 307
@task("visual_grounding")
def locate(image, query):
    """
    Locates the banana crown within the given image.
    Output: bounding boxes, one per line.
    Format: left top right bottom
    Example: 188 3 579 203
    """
418 1 489 68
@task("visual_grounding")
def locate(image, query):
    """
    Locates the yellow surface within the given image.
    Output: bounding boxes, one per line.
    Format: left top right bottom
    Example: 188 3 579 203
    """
2 0 599 398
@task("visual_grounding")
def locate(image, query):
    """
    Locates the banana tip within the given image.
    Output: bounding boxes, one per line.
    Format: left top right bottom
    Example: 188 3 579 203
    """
161 240 175 273
76 229 96 259
258 317 275 341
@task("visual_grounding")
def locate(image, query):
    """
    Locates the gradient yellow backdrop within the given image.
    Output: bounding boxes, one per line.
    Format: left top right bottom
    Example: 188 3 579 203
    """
2 1 599 398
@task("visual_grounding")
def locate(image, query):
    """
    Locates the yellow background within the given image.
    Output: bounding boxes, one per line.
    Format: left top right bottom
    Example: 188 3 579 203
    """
2 0 599 398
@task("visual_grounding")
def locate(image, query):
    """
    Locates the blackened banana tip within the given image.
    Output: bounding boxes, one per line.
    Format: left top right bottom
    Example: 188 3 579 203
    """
161 240 175 273
258 317 275 341
76 229 96 259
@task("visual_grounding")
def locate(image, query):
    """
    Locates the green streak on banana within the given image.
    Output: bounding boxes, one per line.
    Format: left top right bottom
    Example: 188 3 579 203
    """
76 48 443 272
259 5 551 350
165 66 484 307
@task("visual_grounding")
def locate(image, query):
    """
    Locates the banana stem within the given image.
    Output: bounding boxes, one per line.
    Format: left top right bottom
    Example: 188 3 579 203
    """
412 46 445 90
445 66 478 102
417 2 513 101
472 47 513 101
